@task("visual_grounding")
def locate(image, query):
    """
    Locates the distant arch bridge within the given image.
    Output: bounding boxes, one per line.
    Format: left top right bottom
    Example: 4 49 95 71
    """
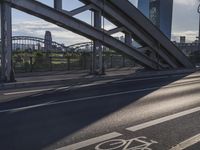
11 36 93 53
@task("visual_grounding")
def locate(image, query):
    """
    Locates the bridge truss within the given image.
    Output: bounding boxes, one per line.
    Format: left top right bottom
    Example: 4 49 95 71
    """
0 0 194 81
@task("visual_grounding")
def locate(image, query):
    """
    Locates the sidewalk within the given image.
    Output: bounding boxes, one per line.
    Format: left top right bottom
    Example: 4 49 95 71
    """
0 67 197 90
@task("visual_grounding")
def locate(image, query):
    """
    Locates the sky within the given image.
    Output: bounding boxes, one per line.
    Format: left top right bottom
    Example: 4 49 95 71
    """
12 0 199 45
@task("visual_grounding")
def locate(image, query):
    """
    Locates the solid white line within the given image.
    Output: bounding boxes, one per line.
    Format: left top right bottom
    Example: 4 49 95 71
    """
114 76 168 84
126 107 200 132
3 73 198 96
0 86 159 113
170 133 200 150
1 79 200 113
56 86 70 90
56 132 122 150
3 88 54 95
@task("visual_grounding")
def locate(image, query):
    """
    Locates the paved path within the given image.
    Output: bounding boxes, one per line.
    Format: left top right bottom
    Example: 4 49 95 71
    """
0 71 200 149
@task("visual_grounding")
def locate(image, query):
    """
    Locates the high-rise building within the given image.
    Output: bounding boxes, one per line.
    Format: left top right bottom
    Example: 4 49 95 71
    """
44 31 52 51
138 0 173 39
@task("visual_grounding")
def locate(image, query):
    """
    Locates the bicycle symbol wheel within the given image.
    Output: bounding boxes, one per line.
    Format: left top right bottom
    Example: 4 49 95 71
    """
95 139 127 150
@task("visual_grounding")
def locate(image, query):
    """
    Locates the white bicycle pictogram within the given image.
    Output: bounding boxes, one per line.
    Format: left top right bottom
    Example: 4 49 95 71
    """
95 136 158 150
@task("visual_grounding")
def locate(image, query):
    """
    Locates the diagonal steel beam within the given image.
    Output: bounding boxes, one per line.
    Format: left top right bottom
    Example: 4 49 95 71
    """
70 4 93 16
108 0 194 68
107 27 125 35
80 0 179 68
4 0 162 70
80 0 194 69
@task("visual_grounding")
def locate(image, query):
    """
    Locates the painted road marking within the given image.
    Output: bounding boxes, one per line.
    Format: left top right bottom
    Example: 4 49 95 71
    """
1 79 200 113
56 132 122 150
170 133 200 150
0 86 159 113
95 136 158 150
3 86 71 96
126 107 200 132
2 73 200 96
3 88 54 95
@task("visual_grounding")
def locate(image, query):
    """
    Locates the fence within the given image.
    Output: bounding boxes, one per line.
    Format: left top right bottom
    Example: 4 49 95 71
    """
12 51 137 73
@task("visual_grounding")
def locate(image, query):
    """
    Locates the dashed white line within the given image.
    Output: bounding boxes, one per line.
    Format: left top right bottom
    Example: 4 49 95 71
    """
126 107 200 132
56 132 122 150
56 107 200 150
170 133 200 150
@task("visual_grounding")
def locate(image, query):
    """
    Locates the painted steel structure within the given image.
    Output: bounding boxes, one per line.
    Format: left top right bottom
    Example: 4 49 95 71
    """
0 0 194 82
1 36 93 53
11 36 92 52
12 36 68 51
138 0 173 39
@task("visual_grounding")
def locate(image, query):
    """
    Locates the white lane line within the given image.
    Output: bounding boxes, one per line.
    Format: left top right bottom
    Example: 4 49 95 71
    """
0 86 159 113
170 133 200 150
3 86 71 95
56 132 122 150
1 79 200 113
126 107 200 132
2 74 198 96
0 101 55 113
3 88 54 95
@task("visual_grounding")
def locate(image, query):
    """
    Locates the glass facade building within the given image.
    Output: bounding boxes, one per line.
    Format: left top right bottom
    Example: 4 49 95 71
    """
138 0 173 39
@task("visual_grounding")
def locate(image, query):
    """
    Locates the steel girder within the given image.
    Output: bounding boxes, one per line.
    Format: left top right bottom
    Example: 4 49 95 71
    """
0 2 12 82
81 0 194 69
4 0 162 70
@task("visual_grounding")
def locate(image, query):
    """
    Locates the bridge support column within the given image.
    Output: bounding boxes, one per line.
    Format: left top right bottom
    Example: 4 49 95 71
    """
0 3 14 82
92 10 104 75
54 0 62 10
125 33 132 46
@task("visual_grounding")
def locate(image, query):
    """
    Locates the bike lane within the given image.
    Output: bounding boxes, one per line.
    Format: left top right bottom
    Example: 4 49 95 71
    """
77 109 200 150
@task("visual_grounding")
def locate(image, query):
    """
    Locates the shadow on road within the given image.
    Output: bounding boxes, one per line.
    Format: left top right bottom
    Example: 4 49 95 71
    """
0 72 195 150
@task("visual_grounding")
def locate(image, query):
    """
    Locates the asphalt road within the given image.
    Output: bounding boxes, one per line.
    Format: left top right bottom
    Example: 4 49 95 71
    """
0 72 200 150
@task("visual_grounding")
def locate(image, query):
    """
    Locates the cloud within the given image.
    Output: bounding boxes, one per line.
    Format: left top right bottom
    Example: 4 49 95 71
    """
12 20 120 46
171 30 198 42
12 20 89 45
174 0 198 6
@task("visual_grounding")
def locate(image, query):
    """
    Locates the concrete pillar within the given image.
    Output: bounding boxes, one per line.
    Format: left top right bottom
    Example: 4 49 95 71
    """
1 3 13 82
125 33 132 46
92 10 104 74
0 3 1 80
54 0 62 10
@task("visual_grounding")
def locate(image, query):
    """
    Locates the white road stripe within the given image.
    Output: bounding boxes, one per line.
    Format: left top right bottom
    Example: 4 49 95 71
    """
170 133 200 150
56 132 122 150
1 80 200 113
0 86 159 113
126 107 200 132
3 88 54 95
55 107 200 150
2 73 199 96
